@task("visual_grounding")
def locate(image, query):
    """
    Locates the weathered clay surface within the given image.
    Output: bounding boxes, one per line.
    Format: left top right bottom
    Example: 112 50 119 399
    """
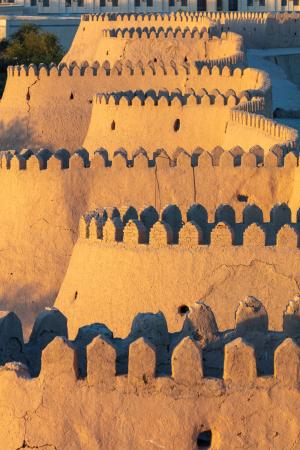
0 304 298 450
55 226 300 337
0 11 300 449
0 158 299 335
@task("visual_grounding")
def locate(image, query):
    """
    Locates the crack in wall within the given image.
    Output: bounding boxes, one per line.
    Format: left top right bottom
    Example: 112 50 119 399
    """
16 384 54 450
16 443 57 450
154 163 162 211
25 78 39 142
200 259 300 302
192 165 197 203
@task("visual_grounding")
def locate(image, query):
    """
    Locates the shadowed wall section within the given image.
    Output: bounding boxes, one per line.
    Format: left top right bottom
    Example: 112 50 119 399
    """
0 149 299 336
0 62 272 151
55 201 300 338
0 300 300 449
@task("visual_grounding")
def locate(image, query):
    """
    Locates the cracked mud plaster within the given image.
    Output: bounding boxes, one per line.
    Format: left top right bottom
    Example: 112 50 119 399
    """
26 78 39 141
2 364 300 450
55 240 300 338
199 258 300 328
16 443 57 450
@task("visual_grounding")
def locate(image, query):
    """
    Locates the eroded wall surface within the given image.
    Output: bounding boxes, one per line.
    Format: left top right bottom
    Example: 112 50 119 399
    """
0 301 299 450
55 200 300 337
0 11 300 449
0 150 299 336
0 63 269 151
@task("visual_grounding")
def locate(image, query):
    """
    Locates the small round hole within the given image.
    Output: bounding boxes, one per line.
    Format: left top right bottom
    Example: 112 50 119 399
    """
111 120 116 131
197 430 212 449
174 118 180 132
178 304 189 315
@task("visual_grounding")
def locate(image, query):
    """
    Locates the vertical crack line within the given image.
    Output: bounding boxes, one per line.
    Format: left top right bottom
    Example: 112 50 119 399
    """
25 78 39 139
154 164 162 211
192 165 197 203
224 121 228 134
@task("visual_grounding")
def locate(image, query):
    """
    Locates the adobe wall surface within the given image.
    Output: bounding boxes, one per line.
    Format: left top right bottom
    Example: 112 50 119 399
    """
63 12 300 58
63 12 215 64
84 92 233 155
83 90 296 157
67 29 244 67
0 150 300 335
207 12 300 49
2 11 300 450
1 305 300 449
2 342 300 450
1 12 300 449
55 221 300 338
0 63 272 151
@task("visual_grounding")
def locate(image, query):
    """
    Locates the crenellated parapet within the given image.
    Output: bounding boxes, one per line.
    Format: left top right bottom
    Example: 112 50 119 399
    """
6 62 269 102
53 201 300 337
83 89 295 156
202 12 300 48
1 145 299 172
5 60 261 79
63 11 244 68
2 296 300 386
0 60 271 152
229 106 298 151
205 11 270 22
105 27 209 39
3 298 300 449
5 62 268 94
81 11 216 31
93 90 250 107
78 203 300 247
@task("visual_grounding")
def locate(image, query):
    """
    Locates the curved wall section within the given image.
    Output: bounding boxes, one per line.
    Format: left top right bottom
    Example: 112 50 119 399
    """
55 238 300 338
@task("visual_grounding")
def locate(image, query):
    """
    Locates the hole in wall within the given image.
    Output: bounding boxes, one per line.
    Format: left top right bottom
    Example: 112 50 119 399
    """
237 194 248 202
88 99 92 104
74 291 78 300
174 118 180 132
111 120 116 131
70 92 74 100
26 90 30 101
197 430 212 449
153 57 157 62
178 304 189 315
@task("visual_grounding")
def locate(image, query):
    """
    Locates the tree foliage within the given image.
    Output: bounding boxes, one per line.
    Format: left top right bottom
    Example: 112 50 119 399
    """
2 24 64 65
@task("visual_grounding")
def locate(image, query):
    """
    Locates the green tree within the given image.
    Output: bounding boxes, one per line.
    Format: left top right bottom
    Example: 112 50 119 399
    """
2 24 64 65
